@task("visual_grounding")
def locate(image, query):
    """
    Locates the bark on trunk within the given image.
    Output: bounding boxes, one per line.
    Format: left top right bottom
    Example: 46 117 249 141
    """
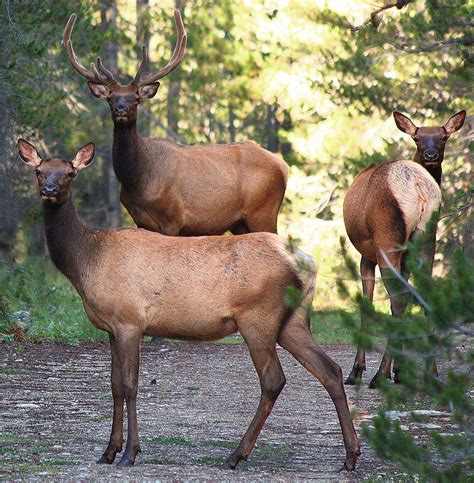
166 0 185 136
101 1 121 228
137 0 151 136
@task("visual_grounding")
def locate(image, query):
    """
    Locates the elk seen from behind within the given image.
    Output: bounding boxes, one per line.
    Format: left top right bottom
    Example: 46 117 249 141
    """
17 138 360 471
343 110 466 388
62 10 288 236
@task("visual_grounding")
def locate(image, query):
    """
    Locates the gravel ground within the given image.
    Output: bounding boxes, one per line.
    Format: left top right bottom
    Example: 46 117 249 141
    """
1 340 422 480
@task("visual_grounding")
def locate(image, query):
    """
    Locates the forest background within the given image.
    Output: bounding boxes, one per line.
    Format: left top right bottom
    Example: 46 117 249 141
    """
0 0 472 342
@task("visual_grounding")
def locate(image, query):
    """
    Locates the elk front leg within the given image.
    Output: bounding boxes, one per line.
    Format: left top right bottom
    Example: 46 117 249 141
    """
345 257 376 385
97 334 124 464
224 344 286 469
116 329 142 466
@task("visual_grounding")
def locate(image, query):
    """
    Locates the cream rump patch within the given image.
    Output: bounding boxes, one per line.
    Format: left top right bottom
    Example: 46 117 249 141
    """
387 160 442 235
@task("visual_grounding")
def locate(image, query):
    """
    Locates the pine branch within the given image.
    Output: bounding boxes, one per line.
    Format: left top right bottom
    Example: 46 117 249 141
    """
351 0 414 32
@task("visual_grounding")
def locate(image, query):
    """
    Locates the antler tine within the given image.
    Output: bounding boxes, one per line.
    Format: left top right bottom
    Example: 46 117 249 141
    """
91 63 108 83
133 45 149 84
140 9 187 85
63 13 111 85
96 57 116 83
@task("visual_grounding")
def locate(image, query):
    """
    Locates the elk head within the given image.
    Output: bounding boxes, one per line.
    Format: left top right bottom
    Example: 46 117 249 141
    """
18 139 94 204
393 110 466 169
63 10 186 126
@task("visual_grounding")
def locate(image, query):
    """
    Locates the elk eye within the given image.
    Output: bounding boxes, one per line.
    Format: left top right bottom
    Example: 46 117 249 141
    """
35 169 41 175
68 172 76 178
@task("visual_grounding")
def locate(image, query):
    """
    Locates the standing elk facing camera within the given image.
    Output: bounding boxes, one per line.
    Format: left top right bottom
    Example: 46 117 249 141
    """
62 10 288 237
17 139 360 470
343 110 466 389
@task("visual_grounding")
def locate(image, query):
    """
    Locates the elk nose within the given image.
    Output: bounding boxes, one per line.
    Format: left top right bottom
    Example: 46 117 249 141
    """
423 149 439 161
41 185 59 196
114 104 128 116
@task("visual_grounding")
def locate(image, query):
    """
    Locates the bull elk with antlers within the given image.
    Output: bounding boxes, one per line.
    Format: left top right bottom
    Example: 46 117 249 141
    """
63 10 288 236
343 110 466 389
17 138 360 470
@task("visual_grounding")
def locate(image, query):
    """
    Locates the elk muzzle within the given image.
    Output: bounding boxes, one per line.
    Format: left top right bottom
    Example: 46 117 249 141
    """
423 149 439 162
41 184 60 197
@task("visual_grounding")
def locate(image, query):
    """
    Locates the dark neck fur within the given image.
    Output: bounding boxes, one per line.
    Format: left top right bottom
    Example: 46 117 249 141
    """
43 197 96 289
112 123 141 184
413 151 442 186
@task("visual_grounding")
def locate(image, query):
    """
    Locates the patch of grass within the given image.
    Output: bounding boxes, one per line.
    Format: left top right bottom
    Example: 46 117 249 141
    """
211 419 227 424
197 455 224 466
202 439 238 449
149 435 196 446
214 334 244 345
310 309 355 344
142 457 183 465
44 459 76 466
0 434 28 443
256 441 291 465
0 367 28 375
0 257 107 343
11 463 59 474
187 386 200 392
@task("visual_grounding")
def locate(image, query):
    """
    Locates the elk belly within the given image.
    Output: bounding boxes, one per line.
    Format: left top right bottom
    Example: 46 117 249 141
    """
387 161 442 237
144 302 238 341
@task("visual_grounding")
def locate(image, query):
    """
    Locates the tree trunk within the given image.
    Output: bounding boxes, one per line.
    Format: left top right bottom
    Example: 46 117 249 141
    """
166 0 185 136
228 105 236 143
101 1 121 228
137 0 151 136
265 103 280 153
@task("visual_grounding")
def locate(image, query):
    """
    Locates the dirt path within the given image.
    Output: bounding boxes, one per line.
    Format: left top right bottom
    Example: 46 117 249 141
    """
1 340 406 480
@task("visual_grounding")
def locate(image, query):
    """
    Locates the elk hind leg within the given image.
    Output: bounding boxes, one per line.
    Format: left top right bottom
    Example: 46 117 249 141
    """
278 318 360 471
345 257 376 385
369 249 408 389
224 342 286 469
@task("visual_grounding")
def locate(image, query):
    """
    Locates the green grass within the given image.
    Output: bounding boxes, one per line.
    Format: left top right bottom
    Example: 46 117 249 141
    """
0 257 106 343
1 257 359 345
149 435 196 446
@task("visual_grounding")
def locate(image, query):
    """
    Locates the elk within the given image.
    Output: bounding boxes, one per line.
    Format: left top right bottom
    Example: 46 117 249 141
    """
343 110 466 389
62 10 288 237
17 138 360 471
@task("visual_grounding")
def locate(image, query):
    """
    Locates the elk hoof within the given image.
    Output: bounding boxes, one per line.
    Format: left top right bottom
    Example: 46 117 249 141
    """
117 456 135 467
344 374 361 385
344 365 364 385
368 371 390 389
97 455 115 464
222 456 239 470
221 461 237 470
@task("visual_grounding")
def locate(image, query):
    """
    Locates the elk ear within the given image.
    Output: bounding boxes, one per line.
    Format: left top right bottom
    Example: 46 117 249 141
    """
138 82 160 100
88 82 111 99
393 111 418 136
444 110 466 136
72 142 95 171
18 138 42 167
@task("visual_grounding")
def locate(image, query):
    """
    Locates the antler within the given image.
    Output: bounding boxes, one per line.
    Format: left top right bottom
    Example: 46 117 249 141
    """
63 13 117 86
133 9 187 85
